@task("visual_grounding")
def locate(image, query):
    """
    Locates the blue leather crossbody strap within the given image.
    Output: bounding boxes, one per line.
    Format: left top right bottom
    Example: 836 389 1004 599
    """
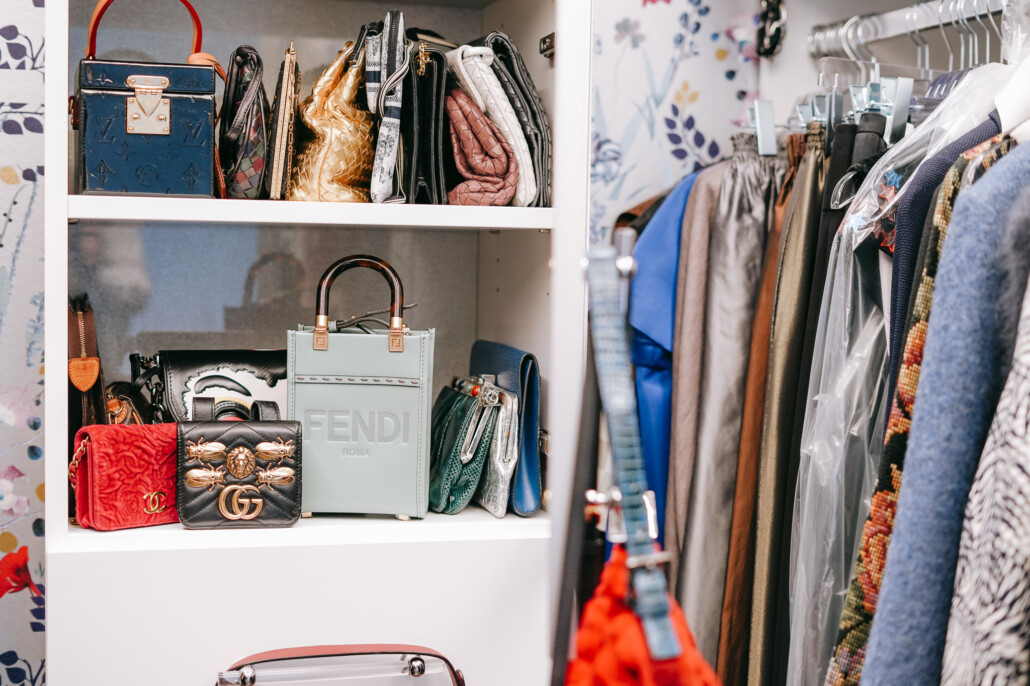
586 246 681 661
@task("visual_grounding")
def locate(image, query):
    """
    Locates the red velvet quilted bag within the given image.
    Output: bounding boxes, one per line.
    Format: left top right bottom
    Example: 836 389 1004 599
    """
70 424 179 530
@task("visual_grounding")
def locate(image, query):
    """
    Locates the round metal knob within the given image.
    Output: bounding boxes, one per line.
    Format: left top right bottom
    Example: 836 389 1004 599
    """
408 657 426 677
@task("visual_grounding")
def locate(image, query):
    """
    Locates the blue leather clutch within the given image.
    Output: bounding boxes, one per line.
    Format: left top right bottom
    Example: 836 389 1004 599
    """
469 340 543 516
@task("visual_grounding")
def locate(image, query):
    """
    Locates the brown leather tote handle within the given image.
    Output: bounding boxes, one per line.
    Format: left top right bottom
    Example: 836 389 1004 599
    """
86 0 204 59
312 255 405 352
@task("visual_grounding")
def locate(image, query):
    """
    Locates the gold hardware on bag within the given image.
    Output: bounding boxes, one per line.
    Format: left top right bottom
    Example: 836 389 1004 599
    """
389 316 406 353
255 438 296 462
416 41 430 77
313 314 329 351
185 466 226 491
218 484 263 520
186 438 227 464
225 446 257 479
68 437 90 490
256 465 296 488
142 491 167 514
125 75 171 135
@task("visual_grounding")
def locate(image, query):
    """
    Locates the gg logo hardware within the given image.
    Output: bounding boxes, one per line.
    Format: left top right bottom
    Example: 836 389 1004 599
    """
218 484 264 521
142 491 167 515
225 446 257 479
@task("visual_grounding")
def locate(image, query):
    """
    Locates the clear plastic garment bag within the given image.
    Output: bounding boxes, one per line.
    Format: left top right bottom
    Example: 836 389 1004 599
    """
786 59 1017 686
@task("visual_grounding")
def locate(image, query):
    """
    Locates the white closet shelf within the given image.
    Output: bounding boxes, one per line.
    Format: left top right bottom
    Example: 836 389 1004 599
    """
67 195 555 231
51 507 551 554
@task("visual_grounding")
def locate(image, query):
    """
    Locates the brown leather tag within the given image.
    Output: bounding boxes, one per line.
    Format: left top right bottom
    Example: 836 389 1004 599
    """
69 357 101 392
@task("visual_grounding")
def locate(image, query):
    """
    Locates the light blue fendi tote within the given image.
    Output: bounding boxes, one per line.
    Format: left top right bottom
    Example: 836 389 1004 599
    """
288 255 434 517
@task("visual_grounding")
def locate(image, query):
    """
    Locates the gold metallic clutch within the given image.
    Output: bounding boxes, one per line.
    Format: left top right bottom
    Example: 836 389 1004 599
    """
288 42 376 202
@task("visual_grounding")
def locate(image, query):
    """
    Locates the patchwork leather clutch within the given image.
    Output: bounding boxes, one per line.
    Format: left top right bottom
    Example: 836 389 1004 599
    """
70 423 179 531
219 45 270 199
73 0 215 196
177 418 302 529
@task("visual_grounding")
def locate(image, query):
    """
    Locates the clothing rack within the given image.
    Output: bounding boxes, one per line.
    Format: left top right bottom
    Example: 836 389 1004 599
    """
809 0 1005 59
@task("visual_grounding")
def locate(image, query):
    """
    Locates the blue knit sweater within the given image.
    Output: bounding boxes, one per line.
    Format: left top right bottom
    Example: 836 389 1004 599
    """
862 140 1030 686
885 113 1000 421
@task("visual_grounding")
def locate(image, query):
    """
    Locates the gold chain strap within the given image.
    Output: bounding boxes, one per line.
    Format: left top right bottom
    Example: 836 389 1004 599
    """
68 436 90 490
416 41 430 77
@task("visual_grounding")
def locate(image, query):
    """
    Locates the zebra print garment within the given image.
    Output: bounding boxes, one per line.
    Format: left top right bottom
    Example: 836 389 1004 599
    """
941 271 1030 686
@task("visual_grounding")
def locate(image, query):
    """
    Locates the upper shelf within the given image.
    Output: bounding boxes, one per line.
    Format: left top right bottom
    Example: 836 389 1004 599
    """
67 195 555 231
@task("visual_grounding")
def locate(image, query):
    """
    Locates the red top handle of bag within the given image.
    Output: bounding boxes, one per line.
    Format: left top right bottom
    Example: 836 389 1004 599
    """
85 0 203 59
312 255 406 352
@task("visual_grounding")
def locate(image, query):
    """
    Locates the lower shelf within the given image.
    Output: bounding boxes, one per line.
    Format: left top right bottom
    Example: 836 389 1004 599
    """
47 509 552 686
52 507 550 554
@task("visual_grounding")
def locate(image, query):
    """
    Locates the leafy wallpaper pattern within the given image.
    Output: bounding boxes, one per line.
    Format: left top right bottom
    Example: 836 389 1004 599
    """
0 1 47 684
591 0 758 244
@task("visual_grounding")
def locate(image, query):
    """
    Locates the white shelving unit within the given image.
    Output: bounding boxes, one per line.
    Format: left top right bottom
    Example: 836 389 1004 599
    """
68 195 556 231
44 0 591 684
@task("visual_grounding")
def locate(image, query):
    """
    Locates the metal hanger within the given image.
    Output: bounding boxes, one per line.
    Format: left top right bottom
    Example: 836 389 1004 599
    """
967 0 989 64
939 0 956 72
949 0 967 69
959 0 979 66
841 15 862 62
856 17 878 63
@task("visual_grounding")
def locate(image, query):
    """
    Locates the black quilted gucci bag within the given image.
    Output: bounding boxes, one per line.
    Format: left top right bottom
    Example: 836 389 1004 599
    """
176 400 301 529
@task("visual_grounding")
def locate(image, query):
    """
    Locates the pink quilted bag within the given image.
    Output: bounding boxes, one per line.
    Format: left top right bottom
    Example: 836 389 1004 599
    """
446 88 518 206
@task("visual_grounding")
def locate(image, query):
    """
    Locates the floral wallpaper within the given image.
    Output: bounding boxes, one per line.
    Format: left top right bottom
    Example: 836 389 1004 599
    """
591 0 759 244
0 1 47 684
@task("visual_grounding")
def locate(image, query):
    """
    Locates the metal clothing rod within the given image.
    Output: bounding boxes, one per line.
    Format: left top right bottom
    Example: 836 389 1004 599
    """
809 0 1005 59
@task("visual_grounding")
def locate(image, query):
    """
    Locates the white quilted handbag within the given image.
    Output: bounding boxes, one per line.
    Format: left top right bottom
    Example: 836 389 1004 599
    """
445 45 537 207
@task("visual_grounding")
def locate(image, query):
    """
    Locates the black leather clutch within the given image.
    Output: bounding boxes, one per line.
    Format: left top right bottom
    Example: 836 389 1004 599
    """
398 30 450 204
177 412 301 529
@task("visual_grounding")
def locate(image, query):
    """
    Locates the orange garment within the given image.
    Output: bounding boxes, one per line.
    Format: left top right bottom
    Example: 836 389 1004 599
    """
567 546 722 686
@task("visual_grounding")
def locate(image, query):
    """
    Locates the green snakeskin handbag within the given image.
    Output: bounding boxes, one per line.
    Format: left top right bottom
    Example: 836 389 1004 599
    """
429 377 499 514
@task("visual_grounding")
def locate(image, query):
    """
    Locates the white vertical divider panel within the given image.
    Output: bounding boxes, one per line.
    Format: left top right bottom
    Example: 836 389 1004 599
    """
546 0 592 649
44 0 70 546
